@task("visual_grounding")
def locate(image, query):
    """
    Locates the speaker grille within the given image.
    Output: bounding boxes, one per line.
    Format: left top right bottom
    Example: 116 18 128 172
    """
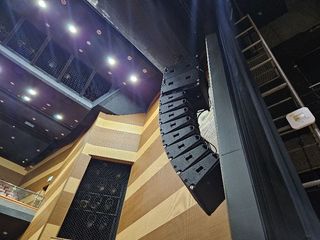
58 159 131 240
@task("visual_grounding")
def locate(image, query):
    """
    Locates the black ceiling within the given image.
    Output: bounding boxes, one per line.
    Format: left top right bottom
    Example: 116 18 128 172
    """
0 0 162 167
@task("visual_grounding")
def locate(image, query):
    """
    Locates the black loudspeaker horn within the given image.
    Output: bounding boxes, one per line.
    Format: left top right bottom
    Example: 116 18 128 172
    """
159 58 225 215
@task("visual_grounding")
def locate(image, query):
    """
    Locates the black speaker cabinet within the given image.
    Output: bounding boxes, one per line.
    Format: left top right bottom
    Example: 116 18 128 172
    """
58 160 131 240
159 58 225 215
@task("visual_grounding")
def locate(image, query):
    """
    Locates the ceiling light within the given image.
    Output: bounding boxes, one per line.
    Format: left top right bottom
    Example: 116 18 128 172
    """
61 133 65 136
11 136 15 140
2 231 8 235
127 56 132 61
38 0 47 9
45 129 49 132
12 125 15 128
27 88 38 96
22 95 31 102
45 22 50 28
25 158 29 161
78 48 83 53
36 149 40 152
0 146 3 150
10 81 15 86
32 117 36 121
46 103 51 107
67 23 78 35
122 82 127 85
107 56 117 67
54 113 63 121
107 71 112 75
86 40 91 45
142 68 148 73
96 29 102 35
22 161 25 163
129 74 138 84
74 119 79 123
0 100 4 103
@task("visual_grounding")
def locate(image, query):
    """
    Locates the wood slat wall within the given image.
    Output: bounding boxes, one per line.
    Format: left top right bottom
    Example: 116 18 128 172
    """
116 101 231 240
20 113 146 240
19 100 231 240
0 156 27 185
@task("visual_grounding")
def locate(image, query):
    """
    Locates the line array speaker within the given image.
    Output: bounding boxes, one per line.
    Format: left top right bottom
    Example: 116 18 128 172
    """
159 58 225 215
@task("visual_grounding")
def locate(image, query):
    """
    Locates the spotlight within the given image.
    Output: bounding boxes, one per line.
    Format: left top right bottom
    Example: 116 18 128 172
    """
67 23 78 35
54 114 63 121
38 0 47 9
129 74 138 84
27 88 38 96
22 95 31 102
107 56 117 67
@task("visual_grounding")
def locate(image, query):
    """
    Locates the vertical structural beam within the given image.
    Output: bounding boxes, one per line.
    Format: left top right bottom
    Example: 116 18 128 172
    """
206 34 265 240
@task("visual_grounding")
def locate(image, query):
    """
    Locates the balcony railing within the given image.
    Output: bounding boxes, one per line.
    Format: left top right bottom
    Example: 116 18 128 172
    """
0 179 44 208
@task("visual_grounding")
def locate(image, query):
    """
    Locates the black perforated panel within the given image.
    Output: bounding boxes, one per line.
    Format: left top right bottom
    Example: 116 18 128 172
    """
7 21 46 61
84 74 112 101
58 159 131 240
35 41 71 78
61 58 91 94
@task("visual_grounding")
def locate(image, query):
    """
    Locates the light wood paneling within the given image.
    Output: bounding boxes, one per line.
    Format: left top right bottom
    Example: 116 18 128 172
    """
116 100 231 240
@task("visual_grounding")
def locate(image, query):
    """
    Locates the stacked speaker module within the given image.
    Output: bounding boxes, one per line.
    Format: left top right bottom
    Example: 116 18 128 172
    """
159 58 225 215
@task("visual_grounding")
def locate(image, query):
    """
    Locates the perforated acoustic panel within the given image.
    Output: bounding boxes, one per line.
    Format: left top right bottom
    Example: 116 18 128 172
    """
58 159 131 240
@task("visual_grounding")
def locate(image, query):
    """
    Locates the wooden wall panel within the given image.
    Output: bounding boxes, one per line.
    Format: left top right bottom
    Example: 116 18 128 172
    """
19 99 231 240
116 100 231 240
0 156 26 185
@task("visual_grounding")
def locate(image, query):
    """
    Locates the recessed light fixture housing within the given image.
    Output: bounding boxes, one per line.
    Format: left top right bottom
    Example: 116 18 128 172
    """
54 114 63 121
27 88 38 96
38 0 47 9
129 74 138 84
67 23 78 35
22 95 31 102
107 56 117 67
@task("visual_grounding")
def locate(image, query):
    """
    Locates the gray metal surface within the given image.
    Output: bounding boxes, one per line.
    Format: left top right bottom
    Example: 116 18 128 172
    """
206 33 265 240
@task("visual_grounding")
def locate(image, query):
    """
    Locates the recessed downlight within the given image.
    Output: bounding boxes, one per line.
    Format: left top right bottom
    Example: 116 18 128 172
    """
129 74 138 84
11 136 15 140
54 114 63 121
107 56 117 67
86 40 91 45
22 95 31 102
37 0 47 9
78 48 83 53
67 23 78 35
27 88 38 96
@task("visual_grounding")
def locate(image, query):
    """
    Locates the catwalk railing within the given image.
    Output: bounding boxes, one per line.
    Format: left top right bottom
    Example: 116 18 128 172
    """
0 179 44 208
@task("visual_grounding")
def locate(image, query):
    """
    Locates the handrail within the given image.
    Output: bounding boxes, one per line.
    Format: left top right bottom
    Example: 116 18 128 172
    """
0 179 44 208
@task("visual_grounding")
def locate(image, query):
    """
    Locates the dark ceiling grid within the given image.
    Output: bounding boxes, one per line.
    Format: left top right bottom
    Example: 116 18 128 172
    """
0 0 163 166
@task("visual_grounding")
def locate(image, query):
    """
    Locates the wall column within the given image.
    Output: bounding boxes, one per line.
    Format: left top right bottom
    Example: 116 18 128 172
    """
206 33 265 240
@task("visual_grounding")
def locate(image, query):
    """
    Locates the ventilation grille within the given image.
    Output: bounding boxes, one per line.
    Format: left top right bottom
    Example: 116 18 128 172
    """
58 159 131 240
36 41 70 78
84 74 112 101
7 21 46 61
61 58 91 93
